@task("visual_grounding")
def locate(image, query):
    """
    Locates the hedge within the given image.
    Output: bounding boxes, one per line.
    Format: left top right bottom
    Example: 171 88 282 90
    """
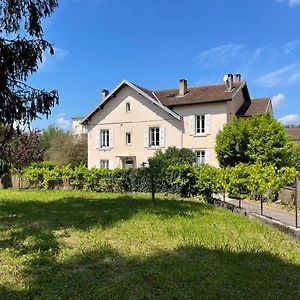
22 162 298 201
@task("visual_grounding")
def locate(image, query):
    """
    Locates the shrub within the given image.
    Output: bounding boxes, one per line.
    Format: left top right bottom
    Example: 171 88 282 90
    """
195 164 219 197
167 164 198 197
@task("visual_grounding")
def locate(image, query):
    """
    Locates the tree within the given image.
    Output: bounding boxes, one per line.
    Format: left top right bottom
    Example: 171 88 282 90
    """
151 146 196 166
10 130 44 171
45 131 87 167
39 125 65 151
215 114 295 168
147 147 196 201
0 0 59 133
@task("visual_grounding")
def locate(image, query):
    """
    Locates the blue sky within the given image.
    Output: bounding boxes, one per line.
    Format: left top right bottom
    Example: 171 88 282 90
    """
29 0 300 130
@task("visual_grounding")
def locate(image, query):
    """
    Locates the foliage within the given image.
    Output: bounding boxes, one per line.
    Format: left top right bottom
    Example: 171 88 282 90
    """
0 124 13 176
148 147 196 200
45 131 87 167
0 0 59 132
216 114 295 168
152 146 196 166
293 141 300 171
226 164 250 199
22 161 299 203
195 164 219 197
10 130 44 171
167 165 198 197
39 125 65 151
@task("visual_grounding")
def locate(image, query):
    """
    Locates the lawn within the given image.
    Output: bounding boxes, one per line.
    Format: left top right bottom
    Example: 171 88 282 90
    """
0 190 300 299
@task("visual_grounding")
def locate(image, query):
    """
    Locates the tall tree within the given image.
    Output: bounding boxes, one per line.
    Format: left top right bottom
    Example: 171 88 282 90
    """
0 0 59 133
215 114 295 168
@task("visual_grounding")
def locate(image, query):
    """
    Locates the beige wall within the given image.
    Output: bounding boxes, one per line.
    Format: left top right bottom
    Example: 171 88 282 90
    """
173 103 227 166
86 86 228 168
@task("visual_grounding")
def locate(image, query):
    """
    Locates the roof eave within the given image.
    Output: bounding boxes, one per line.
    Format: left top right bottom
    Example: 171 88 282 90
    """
82 80 181 124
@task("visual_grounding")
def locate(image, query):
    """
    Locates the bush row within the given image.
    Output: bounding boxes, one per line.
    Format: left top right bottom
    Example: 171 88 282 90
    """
22 162 298 200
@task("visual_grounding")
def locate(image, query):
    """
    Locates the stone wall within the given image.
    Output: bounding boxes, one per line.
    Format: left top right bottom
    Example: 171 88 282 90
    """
278 186 295 205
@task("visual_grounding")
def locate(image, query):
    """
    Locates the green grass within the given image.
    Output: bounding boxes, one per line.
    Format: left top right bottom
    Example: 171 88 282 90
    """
0 190 300 299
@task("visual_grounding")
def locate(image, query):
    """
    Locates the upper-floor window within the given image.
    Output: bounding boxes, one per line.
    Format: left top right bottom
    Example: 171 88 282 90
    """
126 132 131 145
196 115 205 134
100 130 110 148
126 102 131 112
144 127 165 148
190 114 211 135
149 127 160 147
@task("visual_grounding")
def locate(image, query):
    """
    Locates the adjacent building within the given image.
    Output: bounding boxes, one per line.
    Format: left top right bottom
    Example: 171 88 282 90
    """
82 74 272 169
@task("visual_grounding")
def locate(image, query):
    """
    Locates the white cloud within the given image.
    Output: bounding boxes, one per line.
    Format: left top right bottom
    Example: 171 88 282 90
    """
256 64 300 87
276 0 300 6
196 44 246 65
56 116 71 130
279 114 300 125
39 47 69 72
271 93 285 108
283 40 300 54
58 112 67 117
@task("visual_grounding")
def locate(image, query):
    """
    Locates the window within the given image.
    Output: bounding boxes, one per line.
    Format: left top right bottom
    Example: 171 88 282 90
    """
100 160 109 169
196 115 205 134
126 102 131 112
149 127 160 147
100 130 110 148
126 132 131 145
195 150 206 164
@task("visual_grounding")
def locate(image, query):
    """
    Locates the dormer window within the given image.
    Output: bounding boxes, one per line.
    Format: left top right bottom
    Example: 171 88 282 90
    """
126 102 131 112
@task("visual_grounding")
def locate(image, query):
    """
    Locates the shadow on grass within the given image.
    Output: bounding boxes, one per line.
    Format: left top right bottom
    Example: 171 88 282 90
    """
0 194 212 252
1 243 300 299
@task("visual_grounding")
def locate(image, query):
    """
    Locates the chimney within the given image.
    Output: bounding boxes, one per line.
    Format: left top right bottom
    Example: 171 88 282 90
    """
225 74 233 92
179 79 187 96
101 89 109 100
235 73 241 82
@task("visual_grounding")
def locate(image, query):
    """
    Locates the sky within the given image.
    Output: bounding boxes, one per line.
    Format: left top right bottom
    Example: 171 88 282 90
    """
28 0 300 130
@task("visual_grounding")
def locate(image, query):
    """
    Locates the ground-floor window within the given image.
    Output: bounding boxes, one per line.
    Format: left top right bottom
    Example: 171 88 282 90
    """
100 159 109 169
195 150 206 164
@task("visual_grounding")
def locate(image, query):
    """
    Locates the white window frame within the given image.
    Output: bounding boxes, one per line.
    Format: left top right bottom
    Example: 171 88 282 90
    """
126 132 132 145
100 129 110 148
190 114 211 136
126 102 131 112
149 127 160 147
195 150 206 164
99 159 109 169
196 115 206 134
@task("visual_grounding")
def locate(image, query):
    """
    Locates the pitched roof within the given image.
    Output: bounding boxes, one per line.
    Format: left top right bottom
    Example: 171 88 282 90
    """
82 80 181 124
285 127 300 141
236 98 271 117
152 82 244 106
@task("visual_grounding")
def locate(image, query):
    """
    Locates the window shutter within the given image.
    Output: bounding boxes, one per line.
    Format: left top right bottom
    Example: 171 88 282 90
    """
159 126 165 148
205 150 211 164
96 131 100 149
205 114 211 134
96 160 100 168
109 129 114 148
109 160 114 170
189 115 195 135
144 127 149 148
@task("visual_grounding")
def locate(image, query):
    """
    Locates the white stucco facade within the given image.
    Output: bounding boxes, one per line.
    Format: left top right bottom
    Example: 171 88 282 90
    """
84 83 232 169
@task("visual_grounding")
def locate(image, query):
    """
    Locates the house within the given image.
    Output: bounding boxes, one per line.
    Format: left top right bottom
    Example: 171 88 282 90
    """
82 74 272 169
285 127 300 142
71 116 87 136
